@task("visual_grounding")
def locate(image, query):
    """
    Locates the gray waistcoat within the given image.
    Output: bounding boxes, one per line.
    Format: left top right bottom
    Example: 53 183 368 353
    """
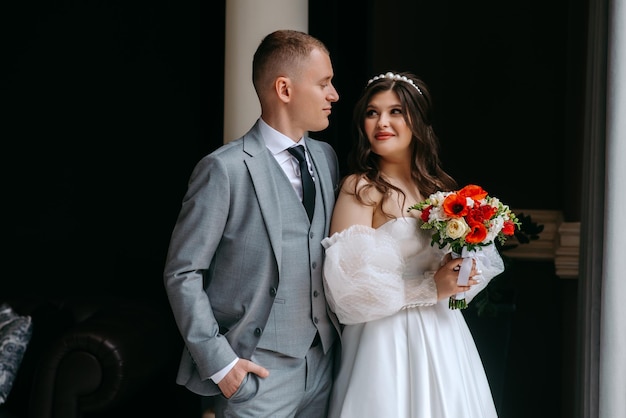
256 159 337 358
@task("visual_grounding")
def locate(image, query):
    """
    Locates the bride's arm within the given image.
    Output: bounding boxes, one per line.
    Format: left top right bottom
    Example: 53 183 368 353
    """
322 225 438 325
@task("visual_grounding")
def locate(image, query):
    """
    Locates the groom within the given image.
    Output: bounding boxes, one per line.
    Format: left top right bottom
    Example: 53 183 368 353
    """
163 29 342 417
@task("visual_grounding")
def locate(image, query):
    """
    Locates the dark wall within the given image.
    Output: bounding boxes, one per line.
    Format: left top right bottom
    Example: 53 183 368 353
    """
5 1 224 300
309 0 373 179
312 0 586 216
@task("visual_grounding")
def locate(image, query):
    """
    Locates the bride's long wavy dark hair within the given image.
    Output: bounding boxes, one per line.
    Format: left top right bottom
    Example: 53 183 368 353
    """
346 71 457 218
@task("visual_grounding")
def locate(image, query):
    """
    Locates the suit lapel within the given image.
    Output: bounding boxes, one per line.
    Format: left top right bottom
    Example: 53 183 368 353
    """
242 124 283 267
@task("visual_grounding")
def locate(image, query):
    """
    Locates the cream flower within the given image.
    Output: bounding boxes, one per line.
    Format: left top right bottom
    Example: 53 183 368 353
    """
445 217 470 239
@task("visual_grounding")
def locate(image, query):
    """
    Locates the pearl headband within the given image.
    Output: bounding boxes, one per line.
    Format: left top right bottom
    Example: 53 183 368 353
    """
366 72 423 95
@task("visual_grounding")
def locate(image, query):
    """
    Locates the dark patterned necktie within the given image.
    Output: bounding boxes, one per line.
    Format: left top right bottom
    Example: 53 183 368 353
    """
288 145 315 222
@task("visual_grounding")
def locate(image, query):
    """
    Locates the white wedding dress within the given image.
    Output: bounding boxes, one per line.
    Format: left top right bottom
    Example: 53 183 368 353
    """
321 217 504 418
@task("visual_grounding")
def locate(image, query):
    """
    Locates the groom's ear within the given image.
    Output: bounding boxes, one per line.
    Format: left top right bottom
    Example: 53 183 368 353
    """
275 76 292 103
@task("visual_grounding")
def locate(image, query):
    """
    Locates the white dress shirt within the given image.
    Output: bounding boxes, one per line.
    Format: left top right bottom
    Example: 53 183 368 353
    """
259 118 315 200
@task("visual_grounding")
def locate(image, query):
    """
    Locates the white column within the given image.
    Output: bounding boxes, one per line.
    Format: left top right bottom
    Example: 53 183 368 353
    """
224 0 308 143
600 0 626 417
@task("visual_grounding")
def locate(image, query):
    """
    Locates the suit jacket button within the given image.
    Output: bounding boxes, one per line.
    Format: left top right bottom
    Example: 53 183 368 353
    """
269 287 277 296
254 328 263 337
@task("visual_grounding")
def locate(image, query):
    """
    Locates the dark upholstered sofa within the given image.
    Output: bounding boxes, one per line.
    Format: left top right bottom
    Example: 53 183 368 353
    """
0 296 199 418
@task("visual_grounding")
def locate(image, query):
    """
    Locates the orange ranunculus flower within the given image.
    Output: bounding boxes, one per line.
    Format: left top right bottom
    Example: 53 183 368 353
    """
443 194 469 217
458 184 488 201
465 222 488 243
502 220 516 236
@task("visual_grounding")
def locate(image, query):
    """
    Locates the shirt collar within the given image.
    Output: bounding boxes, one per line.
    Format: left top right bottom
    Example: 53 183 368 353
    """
259 118 306 155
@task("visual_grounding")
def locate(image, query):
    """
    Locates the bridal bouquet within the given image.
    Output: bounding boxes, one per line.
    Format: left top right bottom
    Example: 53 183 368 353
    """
408 184 520 309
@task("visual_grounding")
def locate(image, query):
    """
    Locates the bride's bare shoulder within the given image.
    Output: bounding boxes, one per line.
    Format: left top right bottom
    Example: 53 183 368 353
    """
339 174 383 203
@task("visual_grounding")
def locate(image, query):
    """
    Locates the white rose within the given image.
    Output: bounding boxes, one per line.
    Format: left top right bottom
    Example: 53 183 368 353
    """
445 218 470 239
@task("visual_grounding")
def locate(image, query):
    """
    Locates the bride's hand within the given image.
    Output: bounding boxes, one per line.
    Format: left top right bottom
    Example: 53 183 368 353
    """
433 257 480 300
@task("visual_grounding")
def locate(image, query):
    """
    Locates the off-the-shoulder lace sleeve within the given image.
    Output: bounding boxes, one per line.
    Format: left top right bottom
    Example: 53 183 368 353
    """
321 224 437 325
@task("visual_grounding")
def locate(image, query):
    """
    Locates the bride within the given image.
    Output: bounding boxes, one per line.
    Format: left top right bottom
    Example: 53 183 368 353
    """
322 72 504 417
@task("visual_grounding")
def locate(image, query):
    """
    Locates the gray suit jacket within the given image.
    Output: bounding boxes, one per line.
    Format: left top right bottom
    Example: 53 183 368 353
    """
163 120 341 396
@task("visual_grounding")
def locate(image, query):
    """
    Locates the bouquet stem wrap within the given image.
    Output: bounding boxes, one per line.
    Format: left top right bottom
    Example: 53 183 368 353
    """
450 249 476 309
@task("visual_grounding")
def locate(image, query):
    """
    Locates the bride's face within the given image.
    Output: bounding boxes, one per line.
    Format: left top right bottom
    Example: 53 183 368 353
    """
364 90 413 160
